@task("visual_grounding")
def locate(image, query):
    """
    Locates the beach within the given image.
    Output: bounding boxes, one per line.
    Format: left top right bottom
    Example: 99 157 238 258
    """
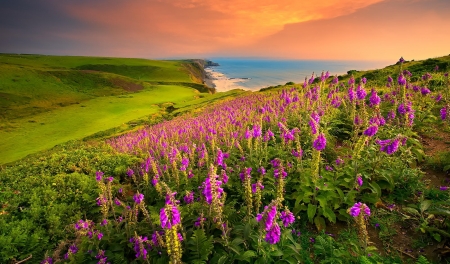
204 67 250 92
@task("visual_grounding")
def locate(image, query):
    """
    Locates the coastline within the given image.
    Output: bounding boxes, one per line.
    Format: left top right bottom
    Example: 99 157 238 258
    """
203 66 250 92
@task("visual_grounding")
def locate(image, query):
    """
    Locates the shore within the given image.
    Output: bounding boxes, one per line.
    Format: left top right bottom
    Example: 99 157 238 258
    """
204 67 250 92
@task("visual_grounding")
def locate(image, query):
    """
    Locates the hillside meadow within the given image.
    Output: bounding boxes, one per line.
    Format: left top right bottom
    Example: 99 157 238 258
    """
1 54 450 264
0 54 235 164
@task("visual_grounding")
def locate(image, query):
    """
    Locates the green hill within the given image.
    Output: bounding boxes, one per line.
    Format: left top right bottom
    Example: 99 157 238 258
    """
0 54 236 164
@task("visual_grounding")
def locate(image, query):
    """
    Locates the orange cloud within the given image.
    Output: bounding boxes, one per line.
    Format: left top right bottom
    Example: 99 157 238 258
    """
62 0 385 55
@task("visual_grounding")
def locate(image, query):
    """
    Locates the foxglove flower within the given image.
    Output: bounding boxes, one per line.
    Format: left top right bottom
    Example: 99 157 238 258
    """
363 125 378 137
96 171 104 181
387 76 393 83
130 236 148 259
349 202 370 217
133 193 144 204
369 89 380 106
421 87 431 96
183 191 194 204
356 85 367 100
357 175 363 187
348 76 355 85
377 138 400 155
422 72 432 81
95 250 108 264
280 210 295 227
64 244 78 259
441 107 447 120
265 223 281 244
252 182 265 193
398 74 406 86
41 257 53 264
313 133 327 151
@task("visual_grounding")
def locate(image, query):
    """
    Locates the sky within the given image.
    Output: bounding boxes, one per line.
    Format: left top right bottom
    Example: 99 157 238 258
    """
0 0 449 60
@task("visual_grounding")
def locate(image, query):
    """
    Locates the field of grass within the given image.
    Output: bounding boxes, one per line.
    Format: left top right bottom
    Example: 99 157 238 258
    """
0 54 223 164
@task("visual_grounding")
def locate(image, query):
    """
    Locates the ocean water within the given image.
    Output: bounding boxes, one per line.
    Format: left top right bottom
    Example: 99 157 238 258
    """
207 58 390 91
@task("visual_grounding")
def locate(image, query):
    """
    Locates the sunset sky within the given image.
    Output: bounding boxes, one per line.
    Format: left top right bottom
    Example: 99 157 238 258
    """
0 0 449 60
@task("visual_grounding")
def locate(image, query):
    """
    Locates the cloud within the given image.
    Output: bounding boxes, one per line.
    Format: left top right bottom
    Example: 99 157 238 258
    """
1 0 449 59
235 0 450 60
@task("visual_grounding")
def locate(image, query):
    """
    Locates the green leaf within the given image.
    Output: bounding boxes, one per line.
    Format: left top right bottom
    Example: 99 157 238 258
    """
322 206 336 223
307 204 317 222
187 229 214 263
217 255 229 264
239 250 256 262
443 165 450 172
316 194 329 208
420 200 432 213
314 216 326 231
403 207 420 216
432 232 441 242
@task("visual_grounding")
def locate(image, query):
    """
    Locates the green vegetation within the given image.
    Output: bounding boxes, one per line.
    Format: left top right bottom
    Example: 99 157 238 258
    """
1 54 450 263
0 54 225 164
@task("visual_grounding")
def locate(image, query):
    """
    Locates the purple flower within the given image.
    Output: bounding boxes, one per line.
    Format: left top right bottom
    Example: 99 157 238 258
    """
357 175 363 187
180 157 189 171
95 250 108 264
194 217 203 227
96 171 104 181
335 157 344 166
252 182 264 193
253 124 262 138
331 76 339 85
364 125 378 137
291 149 303 158
130 236 148 259
398 57 405 63
325 165 333 171
64 244 78 259
41 257 53 264
377 138 400 155
184 191 194 204
258 166 267 175
349 202 370 217
361 77 367 84
313 133 327 151
422 72 432 81
398 103 407 115
101 219 108 226
348 86 355 102
160 203 181 229
107 176 114 182
216 148 224 167
421 87 431 96
354 115 362 126
133 193 144 204
435 94 442 102
280 210 295 227
97 232 103 240
440 186 449 191
265 223 281 244
387 76 393 83
348 76 355 85
441 107 447 120
398 74 406 86
356 85 367 100
126 168 134 177
369 89 381 106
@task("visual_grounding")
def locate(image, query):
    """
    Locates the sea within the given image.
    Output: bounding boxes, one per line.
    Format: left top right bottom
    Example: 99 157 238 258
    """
206 58 391 91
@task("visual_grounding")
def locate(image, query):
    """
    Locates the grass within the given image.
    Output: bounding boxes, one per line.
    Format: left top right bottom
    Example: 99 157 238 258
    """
1 85 192 164
0 54 236 165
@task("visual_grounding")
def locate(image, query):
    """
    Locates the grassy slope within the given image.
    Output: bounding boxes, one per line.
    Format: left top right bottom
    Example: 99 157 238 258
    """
0 54 237 164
